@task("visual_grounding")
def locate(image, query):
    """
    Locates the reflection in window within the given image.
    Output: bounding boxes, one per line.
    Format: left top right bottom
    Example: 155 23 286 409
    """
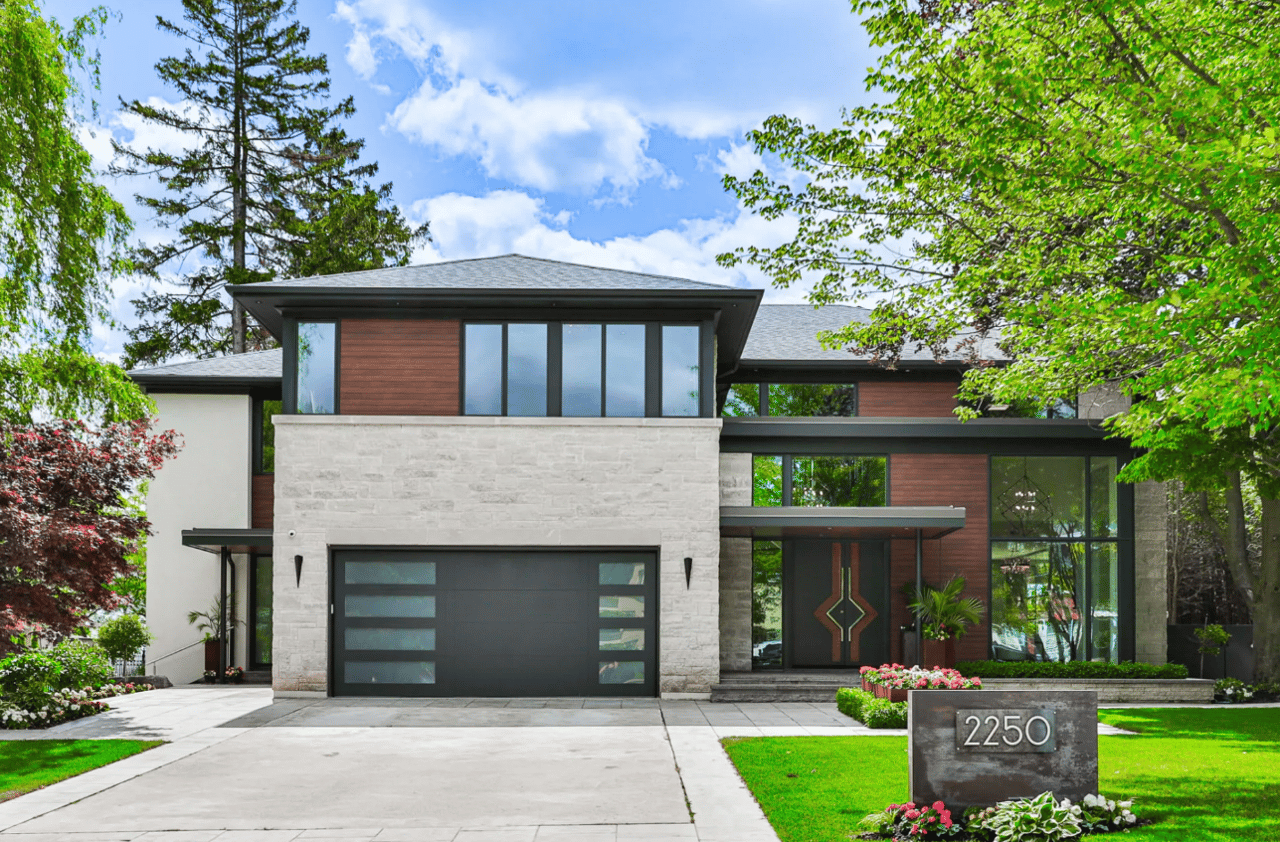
345 661 436 684
722 383 761 417
990 542 1085 663
791 457 886 506
599 661 644 684
752 540 782 669
606 324 645 416
296 322 336 414
752 456 783 507
346 628 436 651
768 384 857 417
989 456 1122 663
562 323 603 416
599 595 644 618
507 323 548 416
464 324 502 415
599 629 645 651
257 399 281 473
345 595 436 618
599 562 645 585
662 325 700 416
991 456 1086 538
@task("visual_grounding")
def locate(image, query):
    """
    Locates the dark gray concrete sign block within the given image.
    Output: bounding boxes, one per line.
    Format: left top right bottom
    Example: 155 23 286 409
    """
909 690 1097 810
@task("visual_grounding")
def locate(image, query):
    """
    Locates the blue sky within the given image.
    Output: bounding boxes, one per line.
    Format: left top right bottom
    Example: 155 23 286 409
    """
40 0 879 361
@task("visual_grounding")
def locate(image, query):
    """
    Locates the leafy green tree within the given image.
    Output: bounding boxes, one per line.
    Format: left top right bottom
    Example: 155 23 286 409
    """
114 0 423 367
722 0 1280 682
0 1 149 422
96 614 153 669
280 128 428 279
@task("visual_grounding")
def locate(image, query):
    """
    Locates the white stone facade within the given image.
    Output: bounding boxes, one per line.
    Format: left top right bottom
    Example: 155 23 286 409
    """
271 415 724 696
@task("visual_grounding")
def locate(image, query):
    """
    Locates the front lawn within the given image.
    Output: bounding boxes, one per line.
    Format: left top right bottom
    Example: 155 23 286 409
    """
723 708 1280 842
0 740 162 801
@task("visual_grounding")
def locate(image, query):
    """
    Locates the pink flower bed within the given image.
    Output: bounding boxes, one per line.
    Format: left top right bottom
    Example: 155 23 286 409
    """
860 664 983 692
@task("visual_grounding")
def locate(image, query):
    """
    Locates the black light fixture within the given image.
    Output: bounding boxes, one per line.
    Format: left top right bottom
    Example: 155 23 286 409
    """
684 557 693 589
294 554 303 587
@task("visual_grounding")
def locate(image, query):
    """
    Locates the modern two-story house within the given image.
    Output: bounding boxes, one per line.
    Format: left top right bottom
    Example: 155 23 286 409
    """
130 255 1167 698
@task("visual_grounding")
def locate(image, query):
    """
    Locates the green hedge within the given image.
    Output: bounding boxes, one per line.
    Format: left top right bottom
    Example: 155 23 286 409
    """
955 661 1190 680
836 687 907 729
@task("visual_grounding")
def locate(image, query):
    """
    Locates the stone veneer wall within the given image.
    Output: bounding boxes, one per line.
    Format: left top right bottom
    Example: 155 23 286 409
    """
271 415 724 696
718 453 753 672
1079 384 1168 664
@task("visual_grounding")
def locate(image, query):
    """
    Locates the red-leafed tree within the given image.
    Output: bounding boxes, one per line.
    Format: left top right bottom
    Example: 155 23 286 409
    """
0 420 180 653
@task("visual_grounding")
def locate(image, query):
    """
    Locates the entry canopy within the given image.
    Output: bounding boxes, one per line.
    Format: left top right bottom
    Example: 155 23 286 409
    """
719 506 966 540
182 528 273 555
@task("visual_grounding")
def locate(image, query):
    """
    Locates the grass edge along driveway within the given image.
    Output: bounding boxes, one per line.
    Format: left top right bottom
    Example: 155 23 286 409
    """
722 708 1280 842
0 739 163 802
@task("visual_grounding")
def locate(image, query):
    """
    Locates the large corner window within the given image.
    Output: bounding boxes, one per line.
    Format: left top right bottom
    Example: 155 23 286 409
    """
295 321 337 414
752 455 887 507
723 383 858 417
989 456 1122 663
463 321 706 418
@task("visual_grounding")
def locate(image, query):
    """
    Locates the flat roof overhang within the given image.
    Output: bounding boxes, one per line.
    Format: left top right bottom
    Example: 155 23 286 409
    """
229 286 764 378
181 528 273 555
720 505 966 539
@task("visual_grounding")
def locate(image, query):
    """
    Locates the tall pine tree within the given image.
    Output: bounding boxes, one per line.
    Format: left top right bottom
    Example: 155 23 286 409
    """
114 0 424 367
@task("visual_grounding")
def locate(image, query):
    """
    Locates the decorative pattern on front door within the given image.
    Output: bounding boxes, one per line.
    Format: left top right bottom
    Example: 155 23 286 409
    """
806 542 883 664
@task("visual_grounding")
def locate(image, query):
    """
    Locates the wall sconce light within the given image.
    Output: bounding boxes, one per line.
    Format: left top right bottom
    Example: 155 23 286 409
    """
294 555 303 587
684 557 693 589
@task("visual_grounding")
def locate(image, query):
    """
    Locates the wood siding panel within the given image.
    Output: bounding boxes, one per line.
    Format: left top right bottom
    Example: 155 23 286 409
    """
251 474 274 530
340 319 460 415
859 381 959 417
888 453 990 664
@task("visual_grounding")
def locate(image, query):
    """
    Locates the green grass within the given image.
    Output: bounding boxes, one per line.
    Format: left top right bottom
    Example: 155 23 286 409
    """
0 740 162 801
723 709 1280 842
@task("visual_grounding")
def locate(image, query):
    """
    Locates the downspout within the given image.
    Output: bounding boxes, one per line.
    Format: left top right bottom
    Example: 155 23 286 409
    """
228 557 237 676
219 547 229 680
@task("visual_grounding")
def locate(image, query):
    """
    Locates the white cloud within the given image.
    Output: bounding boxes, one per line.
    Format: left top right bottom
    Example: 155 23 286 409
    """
337 0 669 196
407 189 810 302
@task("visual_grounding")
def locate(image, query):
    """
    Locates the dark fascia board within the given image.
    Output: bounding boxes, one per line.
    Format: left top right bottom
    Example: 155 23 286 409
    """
720 505 965 539
230 285 763 375
133 376 282 394
181 528 274 555
720 416 1135 456
727 360 975 383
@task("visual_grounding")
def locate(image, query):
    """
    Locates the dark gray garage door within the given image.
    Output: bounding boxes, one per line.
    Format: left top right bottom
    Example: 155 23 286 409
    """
332 549 656 697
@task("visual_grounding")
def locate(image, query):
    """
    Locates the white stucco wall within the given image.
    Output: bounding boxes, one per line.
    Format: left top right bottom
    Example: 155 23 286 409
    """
144 393 252 684
271 415 723 697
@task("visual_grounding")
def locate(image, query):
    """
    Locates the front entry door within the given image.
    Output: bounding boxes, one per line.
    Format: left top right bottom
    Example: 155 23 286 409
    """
787 540 889 667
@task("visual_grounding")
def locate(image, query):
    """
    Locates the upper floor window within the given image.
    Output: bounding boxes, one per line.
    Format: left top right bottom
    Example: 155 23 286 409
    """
463 321 704 418
255 399 282 473
752 454 887 507
724 383 858 418
296 321 337 414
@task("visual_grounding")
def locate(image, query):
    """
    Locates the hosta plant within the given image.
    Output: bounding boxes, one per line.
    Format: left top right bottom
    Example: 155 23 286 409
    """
984 791 1081 842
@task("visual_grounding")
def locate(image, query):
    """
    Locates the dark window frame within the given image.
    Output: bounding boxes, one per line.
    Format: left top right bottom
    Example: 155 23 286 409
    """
723 383 861 418
751 453 891 508
460 319 712 419
283 318 340 415
252 397 282 475
986 454 1134 664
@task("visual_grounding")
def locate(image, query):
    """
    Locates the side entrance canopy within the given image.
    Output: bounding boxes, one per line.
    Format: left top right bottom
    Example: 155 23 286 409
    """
181 528 273 678
719 506 965 541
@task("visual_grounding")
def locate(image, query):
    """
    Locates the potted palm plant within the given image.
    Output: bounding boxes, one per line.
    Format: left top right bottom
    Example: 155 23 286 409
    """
187 595 241 680
908 576 985 669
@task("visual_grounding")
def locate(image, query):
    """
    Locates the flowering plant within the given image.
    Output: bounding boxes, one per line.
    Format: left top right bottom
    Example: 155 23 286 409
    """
0 682 150 730
1066 793 1138 833
859 800 965 838
1214 677 1252 702
860 664 982 691
225 666 244 679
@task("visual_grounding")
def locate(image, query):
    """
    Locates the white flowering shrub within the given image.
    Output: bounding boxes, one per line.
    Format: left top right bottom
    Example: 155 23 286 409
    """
1067 794 1138 833
0 682 151 730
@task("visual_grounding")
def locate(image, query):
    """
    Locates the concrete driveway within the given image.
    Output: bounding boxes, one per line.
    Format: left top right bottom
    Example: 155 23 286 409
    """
0 689 878 841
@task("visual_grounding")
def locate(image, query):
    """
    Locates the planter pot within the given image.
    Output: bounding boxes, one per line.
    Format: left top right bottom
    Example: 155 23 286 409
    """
203 675 216 684
886 687 909 703
862 676 875 694
230 674 244 684
922 637 957 669
203 639 221 673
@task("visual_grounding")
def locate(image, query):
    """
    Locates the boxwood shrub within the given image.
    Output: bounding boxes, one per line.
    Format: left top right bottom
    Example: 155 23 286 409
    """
836 687 907 729
955 660 1189 679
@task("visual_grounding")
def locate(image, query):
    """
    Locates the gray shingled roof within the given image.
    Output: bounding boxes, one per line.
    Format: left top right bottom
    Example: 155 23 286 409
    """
246 254 728 292
128 347 282 380
743 304 1006 362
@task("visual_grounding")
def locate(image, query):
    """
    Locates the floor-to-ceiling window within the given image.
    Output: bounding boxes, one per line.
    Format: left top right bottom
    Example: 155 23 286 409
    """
250 555 273 669
989 456 1122 662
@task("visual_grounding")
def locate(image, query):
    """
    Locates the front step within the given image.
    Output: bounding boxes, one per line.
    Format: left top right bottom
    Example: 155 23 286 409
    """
711 671 862 703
